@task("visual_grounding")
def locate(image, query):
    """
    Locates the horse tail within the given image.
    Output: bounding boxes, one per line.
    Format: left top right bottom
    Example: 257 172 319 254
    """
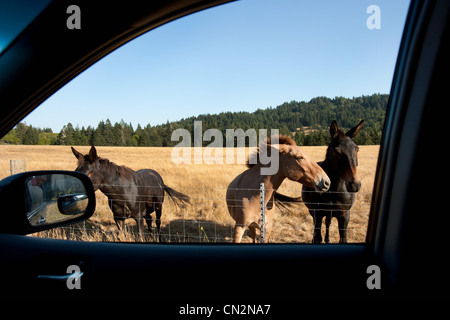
273 191 302 213
163 185 191 207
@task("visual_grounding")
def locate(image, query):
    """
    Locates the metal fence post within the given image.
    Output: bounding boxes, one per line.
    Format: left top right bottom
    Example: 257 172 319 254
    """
260 182 265 243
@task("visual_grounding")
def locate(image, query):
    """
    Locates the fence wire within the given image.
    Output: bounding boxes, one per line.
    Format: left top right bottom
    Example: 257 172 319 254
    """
33 183 369 244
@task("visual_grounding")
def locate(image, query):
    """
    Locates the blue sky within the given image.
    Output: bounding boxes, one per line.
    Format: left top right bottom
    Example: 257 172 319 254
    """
23 0 411 132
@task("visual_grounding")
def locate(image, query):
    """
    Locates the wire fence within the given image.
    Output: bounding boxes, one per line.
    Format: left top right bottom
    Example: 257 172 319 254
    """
34 181 371 244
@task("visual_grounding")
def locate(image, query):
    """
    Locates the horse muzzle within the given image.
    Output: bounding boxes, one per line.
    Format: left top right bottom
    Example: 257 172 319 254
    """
346 179 361 193
314 176 331 193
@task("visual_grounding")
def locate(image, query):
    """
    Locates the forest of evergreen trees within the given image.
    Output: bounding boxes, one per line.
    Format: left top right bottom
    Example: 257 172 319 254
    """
0 93 388 147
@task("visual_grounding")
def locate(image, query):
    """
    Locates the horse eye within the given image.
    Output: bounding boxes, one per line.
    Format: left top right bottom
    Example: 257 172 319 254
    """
296 156 304 161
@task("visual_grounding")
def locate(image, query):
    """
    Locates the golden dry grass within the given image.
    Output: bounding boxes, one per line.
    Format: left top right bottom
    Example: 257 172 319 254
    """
0 144 379 243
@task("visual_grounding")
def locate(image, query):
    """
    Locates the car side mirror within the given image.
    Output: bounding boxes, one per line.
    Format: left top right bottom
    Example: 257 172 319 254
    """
0 170 95 235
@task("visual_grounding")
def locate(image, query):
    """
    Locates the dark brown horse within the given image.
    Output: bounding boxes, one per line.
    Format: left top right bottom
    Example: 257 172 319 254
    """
302 120 364 243
72 146 190 241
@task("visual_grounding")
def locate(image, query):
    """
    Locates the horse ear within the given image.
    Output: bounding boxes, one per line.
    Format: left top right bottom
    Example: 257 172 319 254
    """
330 120 339 139
89 146 99 162
71 147 83 159
346 120 364 138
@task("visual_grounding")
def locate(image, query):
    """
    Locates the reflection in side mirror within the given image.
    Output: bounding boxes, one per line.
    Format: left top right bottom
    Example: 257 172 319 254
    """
25 174 89 226
58 193 88 215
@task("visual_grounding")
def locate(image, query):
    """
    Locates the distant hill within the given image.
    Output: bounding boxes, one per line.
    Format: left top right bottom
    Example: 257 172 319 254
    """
172 93 387 146
1 93 388 146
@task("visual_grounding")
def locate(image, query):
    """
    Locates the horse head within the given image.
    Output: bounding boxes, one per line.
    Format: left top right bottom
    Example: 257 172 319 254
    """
71 146 102 190
326 120 364 193
275 137 330 192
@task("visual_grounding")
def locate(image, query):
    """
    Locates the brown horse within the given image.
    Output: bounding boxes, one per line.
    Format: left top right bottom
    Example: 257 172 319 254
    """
226 136 330 243
71 146 190 241
302 120 364 243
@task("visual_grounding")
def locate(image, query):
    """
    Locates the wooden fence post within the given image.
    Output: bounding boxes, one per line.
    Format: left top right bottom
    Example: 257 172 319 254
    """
10 159 26 175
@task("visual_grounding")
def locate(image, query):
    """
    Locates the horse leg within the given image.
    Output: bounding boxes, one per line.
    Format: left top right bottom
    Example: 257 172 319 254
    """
311 210 323 243
338 210 350 243
233 223 246 243
144 213 153 235
155 205 162 243
110 202 124 231
144 204 155 241
248 223 257 243
325 212 332 243
134 215 144 241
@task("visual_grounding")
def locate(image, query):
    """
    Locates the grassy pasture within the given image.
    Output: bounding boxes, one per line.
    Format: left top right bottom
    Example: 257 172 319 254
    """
0 144 379 243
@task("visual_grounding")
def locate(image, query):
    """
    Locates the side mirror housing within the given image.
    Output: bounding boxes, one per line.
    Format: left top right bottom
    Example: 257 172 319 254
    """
0 170 95 234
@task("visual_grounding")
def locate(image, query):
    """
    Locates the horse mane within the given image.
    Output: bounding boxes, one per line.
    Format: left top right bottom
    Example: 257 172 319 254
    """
246 135 296 168
98 158 135 181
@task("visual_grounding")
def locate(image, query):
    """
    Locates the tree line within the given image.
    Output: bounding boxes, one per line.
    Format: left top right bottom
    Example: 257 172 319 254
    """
1 93 388 147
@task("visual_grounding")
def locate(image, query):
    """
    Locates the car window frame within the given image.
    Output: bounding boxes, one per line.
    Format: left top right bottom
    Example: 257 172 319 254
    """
1 0 448 300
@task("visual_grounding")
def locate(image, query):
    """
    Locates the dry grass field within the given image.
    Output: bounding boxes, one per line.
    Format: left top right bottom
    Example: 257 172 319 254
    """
0 144 379 243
